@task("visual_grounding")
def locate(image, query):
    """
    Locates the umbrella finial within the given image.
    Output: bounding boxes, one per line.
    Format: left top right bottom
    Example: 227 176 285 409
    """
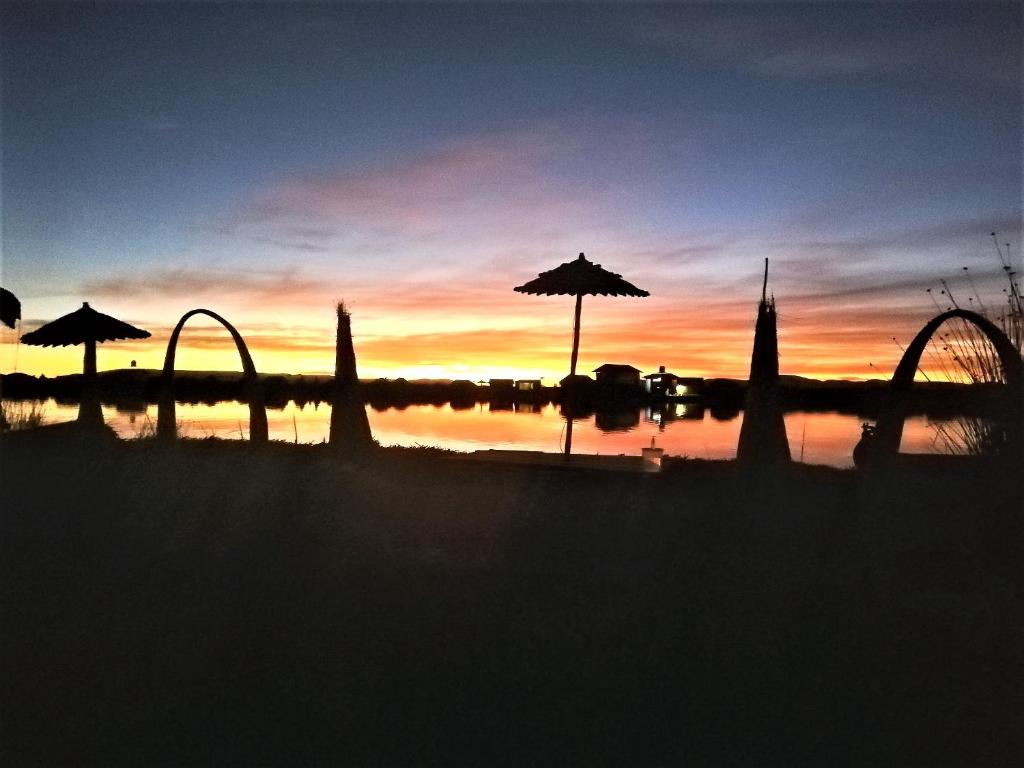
83 301 90 308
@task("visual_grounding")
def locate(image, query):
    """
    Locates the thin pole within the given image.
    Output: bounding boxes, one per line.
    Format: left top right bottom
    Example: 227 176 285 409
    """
569 292 583 376
564 292 584 459
762 257 769 304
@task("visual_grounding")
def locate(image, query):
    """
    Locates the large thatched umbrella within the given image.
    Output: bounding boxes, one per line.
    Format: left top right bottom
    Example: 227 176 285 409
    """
515 252 649 455
0 287 20 329
514 252 649 379
21 302 150 425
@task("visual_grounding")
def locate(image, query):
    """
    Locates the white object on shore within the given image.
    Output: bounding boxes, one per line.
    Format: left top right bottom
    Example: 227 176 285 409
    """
641 436 664 472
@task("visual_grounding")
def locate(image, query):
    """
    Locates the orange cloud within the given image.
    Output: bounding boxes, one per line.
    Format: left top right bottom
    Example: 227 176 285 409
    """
81 268 336 309
0 307 994 383
3 272 1001 382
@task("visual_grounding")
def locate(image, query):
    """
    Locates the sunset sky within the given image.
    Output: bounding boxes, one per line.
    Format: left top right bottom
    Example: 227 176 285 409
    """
2 2 1020 381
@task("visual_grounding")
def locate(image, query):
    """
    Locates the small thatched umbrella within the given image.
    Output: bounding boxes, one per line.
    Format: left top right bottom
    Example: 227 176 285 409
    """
0 287 20 329
21 302 150 425
515 252 649 455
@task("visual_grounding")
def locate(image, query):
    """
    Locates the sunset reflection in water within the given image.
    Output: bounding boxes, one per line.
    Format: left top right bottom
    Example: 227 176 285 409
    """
28 399 962 469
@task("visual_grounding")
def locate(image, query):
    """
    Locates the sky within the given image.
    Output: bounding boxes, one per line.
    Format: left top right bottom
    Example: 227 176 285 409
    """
1 2 1020 381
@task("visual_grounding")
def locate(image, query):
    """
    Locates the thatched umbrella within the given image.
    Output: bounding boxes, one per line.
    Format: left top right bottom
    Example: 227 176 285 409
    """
21 302 150 425
515 252 649 455
515 252 649 378
0 287 20 329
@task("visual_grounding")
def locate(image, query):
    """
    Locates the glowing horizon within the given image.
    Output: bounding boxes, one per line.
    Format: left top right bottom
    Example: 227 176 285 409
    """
2 252 1019 382
1 278 1009 384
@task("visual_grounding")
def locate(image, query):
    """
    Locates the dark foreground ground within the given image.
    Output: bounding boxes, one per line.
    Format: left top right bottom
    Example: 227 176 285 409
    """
1 438 1020 767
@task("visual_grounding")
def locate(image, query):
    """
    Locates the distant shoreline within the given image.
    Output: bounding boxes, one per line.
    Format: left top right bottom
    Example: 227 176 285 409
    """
0 368 1010 419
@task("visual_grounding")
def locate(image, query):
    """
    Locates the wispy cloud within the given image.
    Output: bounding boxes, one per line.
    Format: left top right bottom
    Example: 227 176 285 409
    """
248 235 332 254
82 267 334 307
633 5 1020 89
221 124 659 269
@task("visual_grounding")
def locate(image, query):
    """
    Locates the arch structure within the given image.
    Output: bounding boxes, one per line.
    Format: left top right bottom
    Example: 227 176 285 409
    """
866 308 1022 462
156 309 268 443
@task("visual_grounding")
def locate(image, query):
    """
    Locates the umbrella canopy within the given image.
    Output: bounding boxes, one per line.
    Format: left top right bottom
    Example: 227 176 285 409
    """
0 287 21 329
514 253 649 297
21 302 150 347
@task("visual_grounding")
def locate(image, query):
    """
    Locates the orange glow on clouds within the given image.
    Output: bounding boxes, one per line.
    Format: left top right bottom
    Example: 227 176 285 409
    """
0 250 965 383
1 286 921 382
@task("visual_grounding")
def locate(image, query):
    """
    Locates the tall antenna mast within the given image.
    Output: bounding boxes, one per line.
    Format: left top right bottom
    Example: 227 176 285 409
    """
761 257 769 304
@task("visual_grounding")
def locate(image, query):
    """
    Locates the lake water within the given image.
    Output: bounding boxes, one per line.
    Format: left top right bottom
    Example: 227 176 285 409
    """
26 399 956 468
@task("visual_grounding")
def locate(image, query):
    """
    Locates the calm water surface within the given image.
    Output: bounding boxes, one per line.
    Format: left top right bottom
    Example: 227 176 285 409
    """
31 399 953 468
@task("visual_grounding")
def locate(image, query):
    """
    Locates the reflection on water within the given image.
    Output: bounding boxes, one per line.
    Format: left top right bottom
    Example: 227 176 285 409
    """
19 397 974 468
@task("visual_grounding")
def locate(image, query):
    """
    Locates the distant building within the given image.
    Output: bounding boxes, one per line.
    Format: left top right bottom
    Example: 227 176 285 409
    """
644 366 704 397
593 364 641 387
515 379 542 392
488 378 515 403
643 365 677 395
559 373 593 388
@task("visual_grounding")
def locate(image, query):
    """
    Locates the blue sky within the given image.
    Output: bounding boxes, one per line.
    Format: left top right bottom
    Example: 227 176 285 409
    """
1 2 1020 379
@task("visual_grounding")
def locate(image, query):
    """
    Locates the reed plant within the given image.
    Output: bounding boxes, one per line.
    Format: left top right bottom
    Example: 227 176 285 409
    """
921 234 1022 454
0 400 46 432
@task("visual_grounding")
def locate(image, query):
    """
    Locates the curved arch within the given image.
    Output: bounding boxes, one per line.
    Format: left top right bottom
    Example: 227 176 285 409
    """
867 309 1021 462
157 309 268 443
890 309 1021 390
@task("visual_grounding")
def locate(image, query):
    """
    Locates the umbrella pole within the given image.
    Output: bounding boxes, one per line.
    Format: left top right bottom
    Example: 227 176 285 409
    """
569 293 583 376
564 293 583 458
79 338 103 426
84 338 96 378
